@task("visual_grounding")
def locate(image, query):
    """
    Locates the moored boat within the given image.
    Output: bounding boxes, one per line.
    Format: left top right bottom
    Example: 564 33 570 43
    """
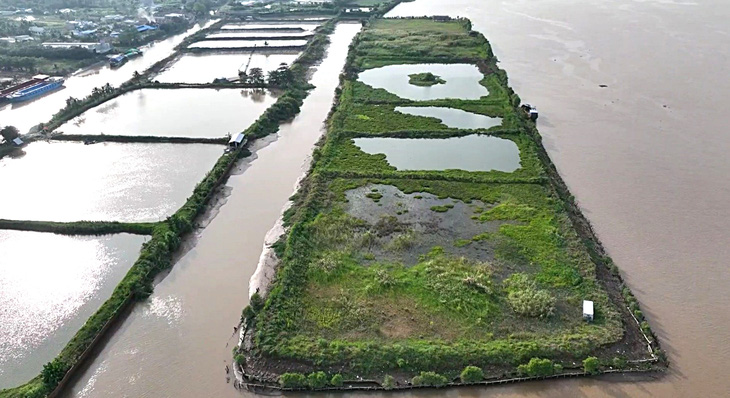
0 75 49 101
6 77 65 103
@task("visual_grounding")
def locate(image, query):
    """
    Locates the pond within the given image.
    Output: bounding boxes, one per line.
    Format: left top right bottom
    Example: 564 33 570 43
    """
357 63 489 100
352 134 521 172
220 23 318 31
0 231 145 389
395 106 502 129
188 39 309 49
57 88 277 138
0 141 222 222
155 53 299 84
206 31 313 39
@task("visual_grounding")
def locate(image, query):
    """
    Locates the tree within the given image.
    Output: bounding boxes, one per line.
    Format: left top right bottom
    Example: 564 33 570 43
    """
279 372 306 388
583 357 600 374
247 67 264 85
460 366 484 383
1 125 20 143
267 63 295 87
41 359 68 389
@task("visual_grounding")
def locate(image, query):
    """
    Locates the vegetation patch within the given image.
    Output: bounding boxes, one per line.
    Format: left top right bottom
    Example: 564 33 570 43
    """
408 72 446 87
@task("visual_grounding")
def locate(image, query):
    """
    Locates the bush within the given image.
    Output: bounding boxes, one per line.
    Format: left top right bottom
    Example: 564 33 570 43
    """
460 366 484 383
517 358 555 377
307 371 329 389
507 288 555 318
583 357 600 374
412 371 448 387
330 373 344 386
279 372 306 388
41 358 68 389
234 354 246 366
383 374 396 390
612 357 627 369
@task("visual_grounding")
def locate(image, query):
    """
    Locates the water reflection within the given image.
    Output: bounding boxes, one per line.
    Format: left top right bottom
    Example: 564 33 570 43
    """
0 141 222 222
358 63 489 100
353 134 521 172
189 39 309 48
155 53 299 84
395 106 503 129
0 231 145 388
58 88 277 137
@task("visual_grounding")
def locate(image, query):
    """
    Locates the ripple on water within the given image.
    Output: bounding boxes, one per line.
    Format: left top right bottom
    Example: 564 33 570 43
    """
0 231 145 389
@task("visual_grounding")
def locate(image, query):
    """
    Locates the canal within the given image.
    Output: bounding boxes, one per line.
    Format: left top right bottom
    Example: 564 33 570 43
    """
59 23 362 398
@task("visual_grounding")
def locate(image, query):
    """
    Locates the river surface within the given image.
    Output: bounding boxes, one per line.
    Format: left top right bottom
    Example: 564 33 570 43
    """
155 53 300 84
59 23 362 398
57 88 277 138
353 135 520 172
0 141 221 222
0 231 145 389
0 21 214 135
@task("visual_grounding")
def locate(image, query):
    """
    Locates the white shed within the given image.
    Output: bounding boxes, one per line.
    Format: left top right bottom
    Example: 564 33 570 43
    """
228 133 247 149
583 300 594 322
12 138 23 146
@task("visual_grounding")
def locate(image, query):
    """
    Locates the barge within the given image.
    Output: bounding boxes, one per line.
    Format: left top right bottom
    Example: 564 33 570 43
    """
5 75 65 103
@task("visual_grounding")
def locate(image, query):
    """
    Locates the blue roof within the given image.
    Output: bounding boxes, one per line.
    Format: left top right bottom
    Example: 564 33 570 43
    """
136 25 157 32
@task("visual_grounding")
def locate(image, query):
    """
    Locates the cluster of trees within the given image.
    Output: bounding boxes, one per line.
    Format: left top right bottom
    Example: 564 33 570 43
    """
1 125 20 144
238 63 296 87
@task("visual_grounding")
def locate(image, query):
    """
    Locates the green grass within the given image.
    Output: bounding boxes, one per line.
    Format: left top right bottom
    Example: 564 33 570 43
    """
245 16 657 386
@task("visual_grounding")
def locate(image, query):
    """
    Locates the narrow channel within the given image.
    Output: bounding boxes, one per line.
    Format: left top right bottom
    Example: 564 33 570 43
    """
59 23 362 398
0 21 213 134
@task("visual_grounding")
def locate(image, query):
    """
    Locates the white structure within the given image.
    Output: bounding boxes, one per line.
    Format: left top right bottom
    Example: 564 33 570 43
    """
29 26 45 35
583 300 594 322
229 133 247 149
12 138 24 146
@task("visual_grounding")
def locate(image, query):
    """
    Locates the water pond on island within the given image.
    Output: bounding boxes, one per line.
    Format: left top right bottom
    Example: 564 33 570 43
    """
188 39 309 49
357 63 489 100
0 141 222 222
155 53 300 84
395 106 503 129
0 231 145 389
353 134 521 172
57 88 277 138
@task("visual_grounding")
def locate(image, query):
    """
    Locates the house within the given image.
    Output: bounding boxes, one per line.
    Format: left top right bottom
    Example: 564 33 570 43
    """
12 138 23 146
13 35 34 42
102 14 125 22
228 133 247 149
136 25 158 33
28 26 45 35
432 15 451 22
583 300 594 322
163 13 185 21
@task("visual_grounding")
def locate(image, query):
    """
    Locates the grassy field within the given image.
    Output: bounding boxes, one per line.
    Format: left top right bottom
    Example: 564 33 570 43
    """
244 18 660 388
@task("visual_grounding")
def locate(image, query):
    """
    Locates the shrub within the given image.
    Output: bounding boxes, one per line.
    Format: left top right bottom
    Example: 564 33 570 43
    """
383 374 396 390
330 373 344 387
307 371 329 389
234 354 246 366
250 292 264 312
279 372 306 388
507 288 555 318
612 357 627 369
583 357 600 374
41 358 68 389
517 358 555 377
460 366 484 383
553 363 564 373
412 371 448 387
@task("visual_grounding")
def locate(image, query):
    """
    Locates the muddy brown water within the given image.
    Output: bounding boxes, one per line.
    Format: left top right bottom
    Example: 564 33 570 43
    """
57 23 363 398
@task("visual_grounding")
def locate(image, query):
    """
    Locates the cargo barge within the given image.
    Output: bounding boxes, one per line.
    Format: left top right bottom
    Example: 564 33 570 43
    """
5 76 65 103
109 48 143 67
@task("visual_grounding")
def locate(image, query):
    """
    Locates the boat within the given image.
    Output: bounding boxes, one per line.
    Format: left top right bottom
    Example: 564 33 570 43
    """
0 75 49 101
109 54 127 67
6 77 65 103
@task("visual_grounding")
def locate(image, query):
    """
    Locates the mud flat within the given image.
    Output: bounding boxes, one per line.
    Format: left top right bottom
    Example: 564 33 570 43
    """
239 17 663 391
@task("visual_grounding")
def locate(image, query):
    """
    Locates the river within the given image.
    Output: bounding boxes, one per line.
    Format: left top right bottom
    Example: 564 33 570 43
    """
50 0 730 395
59 23 362 398
0 21 214 134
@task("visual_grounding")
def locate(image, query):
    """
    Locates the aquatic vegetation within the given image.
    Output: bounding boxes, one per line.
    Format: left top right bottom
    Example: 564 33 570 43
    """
408 72 446 86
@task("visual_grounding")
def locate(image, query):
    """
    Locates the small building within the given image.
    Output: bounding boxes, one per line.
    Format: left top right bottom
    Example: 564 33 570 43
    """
103 14 125 22
29 26 45 35
136 25 158 33
228 133 247 149
583 300 594 322
13 35 34 42
12 138 24 146
432 15 451 22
